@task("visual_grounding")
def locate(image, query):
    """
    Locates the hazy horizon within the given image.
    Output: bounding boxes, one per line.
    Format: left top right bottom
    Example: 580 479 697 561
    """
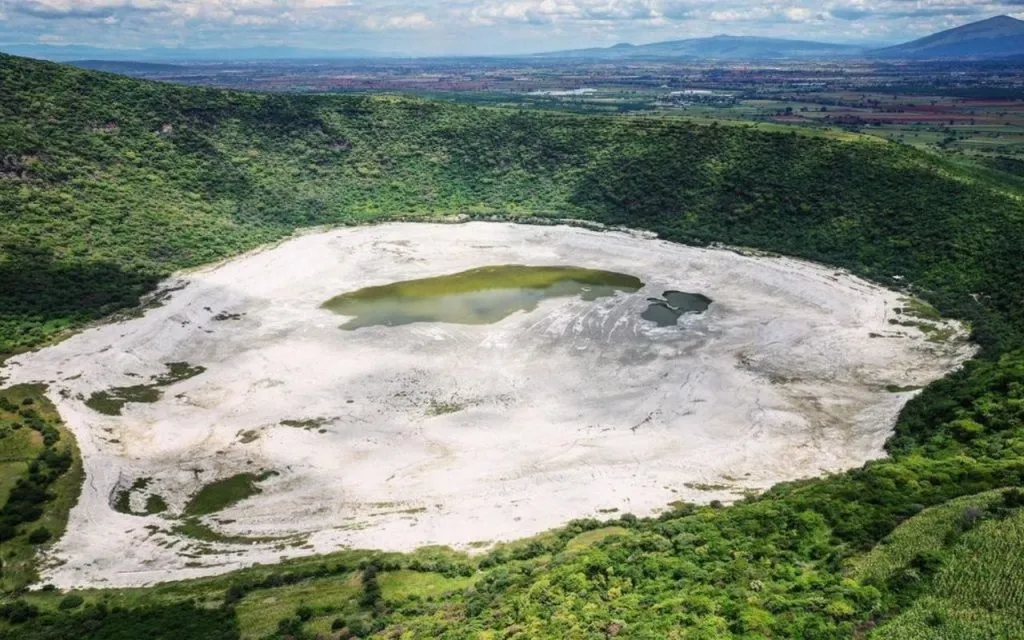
0 1 1020 57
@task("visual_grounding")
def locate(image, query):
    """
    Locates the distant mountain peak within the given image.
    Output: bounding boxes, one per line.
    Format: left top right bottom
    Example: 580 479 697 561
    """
977 14 1023 25
873 14 1024 59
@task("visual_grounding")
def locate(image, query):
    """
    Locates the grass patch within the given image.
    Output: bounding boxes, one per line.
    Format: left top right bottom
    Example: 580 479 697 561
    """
280 418 331 431
923 326 957 343
156 362 206 385
236 430 259 444
171 517 291 545
565 526 630 553
888 318 957 343
378 570 476 600
683 482 733 492
900 298 943 321
885 384 923 393
0 461 29 506
113 477 152 515
183 472 272 517
85 362 205 416
0 425 43 462
145 494 168 514
235 574 360 639
85 385 161 416
426 400 465 416
0 384 84 591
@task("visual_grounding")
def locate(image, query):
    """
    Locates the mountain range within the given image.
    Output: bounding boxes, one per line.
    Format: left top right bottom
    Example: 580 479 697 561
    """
2 15 1023 62
872 15 1024 58
536 15 1024 61
532 35 864 60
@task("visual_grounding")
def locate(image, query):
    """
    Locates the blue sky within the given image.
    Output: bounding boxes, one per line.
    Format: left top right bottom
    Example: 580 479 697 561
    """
0 1 1021 55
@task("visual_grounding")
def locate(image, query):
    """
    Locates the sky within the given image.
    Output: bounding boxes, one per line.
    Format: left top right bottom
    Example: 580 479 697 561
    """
0 0 1022 56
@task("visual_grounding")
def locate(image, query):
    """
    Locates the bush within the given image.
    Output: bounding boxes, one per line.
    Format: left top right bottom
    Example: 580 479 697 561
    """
360 564 381 609
58 594 85 610
1002 488 1024 509
27 526 52 544
0 599 39 623
223 583 246 605
346 617 371 638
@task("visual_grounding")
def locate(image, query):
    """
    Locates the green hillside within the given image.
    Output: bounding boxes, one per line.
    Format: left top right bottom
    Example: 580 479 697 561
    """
2 53 1024 639
3 53 1024 357
856 488 1024 639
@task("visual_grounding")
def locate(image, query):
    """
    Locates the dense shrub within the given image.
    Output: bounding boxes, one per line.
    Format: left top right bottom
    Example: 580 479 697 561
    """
26 528 51 545
57 595 83 611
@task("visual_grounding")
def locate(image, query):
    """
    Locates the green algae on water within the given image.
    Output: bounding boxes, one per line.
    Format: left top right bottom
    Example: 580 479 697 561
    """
323 264 643 329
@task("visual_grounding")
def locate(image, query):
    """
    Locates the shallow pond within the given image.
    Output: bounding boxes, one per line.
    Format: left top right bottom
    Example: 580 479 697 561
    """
642 291 713 327
323 264 643 329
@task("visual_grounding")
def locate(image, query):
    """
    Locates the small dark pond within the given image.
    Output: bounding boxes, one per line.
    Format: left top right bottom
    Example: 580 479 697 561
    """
641 291 713 327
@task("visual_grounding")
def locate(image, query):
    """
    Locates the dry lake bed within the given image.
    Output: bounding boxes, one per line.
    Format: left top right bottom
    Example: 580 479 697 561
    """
1 222 974 588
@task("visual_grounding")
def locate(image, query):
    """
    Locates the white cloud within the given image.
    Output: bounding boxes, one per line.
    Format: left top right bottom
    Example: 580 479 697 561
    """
0 1 1018 53
467 0 662 25
364 11 432 29
783 7 811 21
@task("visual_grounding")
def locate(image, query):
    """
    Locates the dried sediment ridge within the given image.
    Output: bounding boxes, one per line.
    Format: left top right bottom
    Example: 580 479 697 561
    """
2 222 974 588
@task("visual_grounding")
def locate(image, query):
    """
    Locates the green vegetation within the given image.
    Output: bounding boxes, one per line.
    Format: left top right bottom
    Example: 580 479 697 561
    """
183 472 274 517
0 385 82 591
563 525 629 553
899 298 943 322
84 362 206 416
852 489 1007 586
2 54 1024 638
0 601 239 639
112 478 170 516
234 574 361 638
113 477 151 514
144 494 167 515
279 418 332 431
84 385 161 416
170 517 293 545
867 490 1024 639
426 400 465 416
